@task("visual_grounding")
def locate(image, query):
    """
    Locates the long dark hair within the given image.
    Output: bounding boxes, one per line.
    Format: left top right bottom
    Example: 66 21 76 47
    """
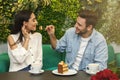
11 10 33 43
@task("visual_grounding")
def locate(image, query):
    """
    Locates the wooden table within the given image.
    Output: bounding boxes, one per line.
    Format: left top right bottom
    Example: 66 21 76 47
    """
0 70 91 80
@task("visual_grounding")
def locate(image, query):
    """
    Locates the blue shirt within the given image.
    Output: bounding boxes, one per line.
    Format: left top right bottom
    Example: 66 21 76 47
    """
55 27 108 71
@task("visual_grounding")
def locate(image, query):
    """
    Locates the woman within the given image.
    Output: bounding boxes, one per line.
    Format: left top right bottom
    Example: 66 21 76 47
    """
7 10 42 72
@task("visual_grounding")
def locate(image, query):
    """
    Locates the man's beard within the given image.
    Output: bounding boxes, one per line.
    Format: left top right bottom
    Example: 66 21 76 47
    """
77 29 88 36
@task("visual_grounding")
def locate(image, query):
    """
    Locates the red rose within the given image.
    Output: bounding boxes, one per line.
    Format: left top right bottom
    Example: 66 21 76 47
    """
91 69 119 80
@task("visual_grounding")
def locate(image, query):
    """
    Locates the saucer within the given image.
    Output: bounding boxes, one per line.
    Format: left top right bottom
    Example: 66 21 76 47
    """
86 70 98 75
52 69 77 76
29 70 44 75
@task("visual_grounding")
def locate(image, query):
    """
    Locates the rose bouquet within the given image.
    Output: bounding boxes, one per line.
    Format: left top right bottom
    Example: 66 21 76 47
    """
91 69 119 80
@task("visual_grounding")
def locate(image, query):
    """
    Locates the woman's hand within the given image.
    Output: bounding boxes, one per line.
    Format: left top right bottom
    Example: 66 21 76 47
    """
21 25 30 50
22 25 30 40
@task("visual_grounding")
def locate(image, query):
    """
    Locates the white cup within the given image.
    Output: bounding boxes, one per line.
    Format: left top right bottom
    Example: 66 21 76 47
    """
31 63 41 73
86 63 99 74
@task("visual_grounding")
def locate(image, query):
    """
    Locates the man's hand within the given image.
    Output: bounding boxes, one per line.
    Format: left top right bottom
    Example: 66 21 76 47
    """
45 25 57 49
45 25 55 36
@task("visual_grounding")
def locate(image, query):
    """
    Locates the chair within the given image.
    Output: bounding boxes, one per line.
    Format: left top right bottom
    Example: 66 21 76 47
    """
107 45 115 64
115 53 120 67
0 53 10 73
42 44 62 70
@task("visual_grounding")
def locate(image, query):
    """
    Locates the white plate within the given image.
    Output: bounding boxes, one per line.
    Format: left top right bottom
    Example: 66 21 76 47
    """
29 70 44 75
52 69 77 76
86 70 98 75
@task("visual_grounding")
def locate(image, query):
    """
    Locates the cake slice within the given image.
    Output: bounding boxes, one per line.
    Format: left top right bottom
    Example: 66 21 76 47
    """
58 61 68 74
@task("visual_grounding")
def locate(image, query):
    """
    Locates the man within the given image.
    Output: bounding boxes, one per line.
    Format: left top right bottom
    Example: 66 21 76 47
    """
45 9 108 71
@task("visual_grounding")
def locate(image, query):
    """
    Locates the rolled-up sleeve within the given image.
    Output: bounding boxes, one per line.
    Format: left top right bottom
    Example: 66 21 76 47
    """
55 31 68 53
94 40 108 70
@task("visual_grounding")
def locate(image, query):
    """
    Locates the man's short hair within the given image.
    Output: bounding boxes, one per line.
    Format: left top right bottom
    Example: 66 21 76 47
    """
78 9 98 28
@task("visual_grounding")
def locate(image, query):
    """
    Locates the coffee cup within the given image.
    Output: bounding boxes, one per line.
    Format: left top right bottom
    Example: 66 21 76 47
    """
31 63 41 73
86 63 99 74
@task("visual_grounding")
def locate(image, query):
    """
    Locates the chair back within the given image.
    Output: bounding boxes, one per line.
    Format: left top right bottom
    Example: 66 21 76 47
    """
107 45 115 63
42 44 62 70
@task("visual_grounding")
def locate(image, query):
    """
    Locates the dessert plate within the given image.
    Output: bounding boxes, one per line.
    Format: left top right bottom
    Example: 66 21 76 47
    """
29 70 44 75
52 69 77 76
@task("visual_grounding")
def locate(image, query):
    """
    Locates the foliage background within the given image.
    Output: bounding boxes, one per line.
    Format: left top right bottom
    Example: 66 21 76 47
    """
0 0 80 44
0 0 120 44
